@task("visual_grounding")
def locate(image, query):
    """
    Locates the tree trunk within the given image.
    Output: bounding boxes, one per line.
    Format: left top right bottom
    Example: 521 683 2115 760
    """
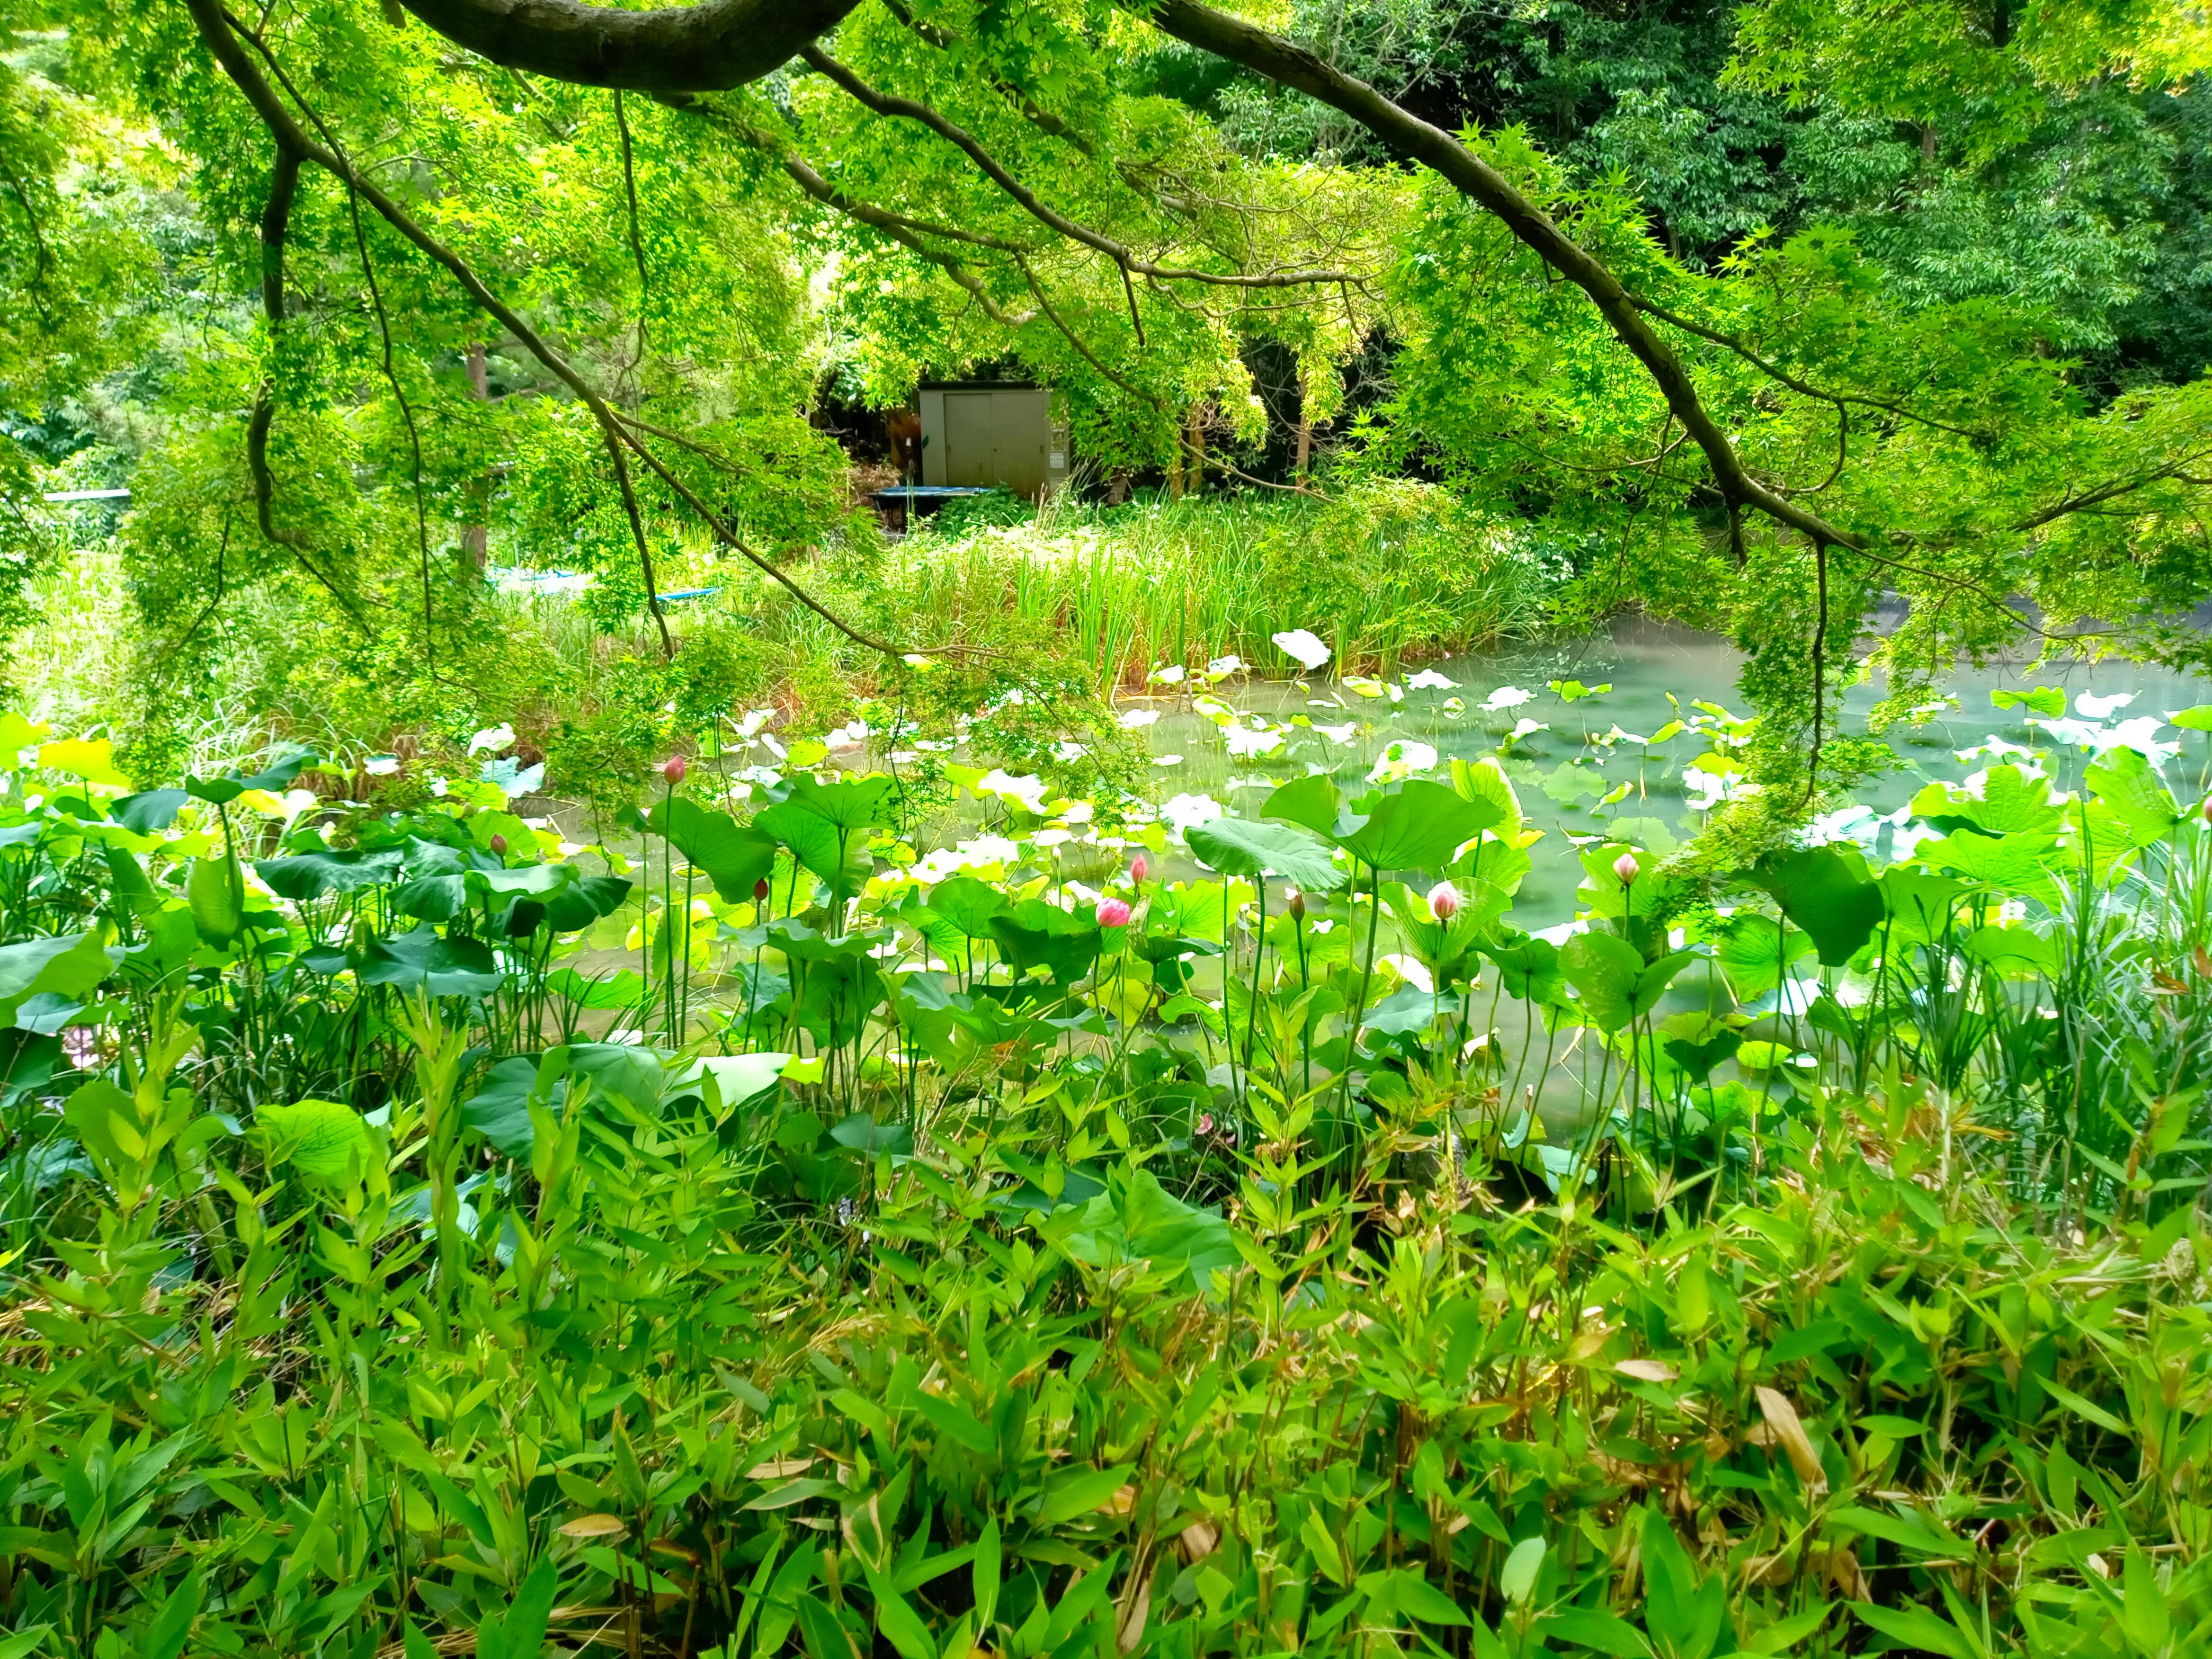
1293 372 1312 476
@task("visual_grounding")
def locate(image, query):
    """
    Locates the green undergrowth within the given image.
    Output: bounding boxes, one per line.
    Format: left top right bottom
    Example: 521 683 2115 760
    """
0 687 2208 1657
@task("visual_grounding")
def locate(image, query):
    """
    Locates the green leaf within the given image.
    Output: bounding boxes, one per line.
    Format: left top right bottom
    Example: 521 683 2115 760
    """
111 789 187 833
37 737 131 788
652 796 779 902
1185 817 1344 889
1561 931 1646 1032
1540 1605 1651 1657
1750 846 1882 966
1482 935 1565 1004
1389 1571 1469 1626
1335 780 1498 872
1034 1463 1134 1526
256 1099 373 1183
1848 1601 1978 1659
972 1517 1002 1632
0 927 113 1027
2123 1548 2171 1655
1499 1536 1546 1606
2171 703 2212 732
187 854 245 946
1263 772 1340 834
2086 744 2180 845
927 875 1007 937
1746 1604 1833 1654
783 772 898 830
1992 686 2066 717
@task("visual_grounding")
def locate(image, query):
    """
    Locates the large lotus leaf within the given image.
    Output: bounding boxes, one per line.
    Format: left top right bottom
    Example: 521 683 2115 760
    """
1561 931 1644 1031
2085 745 2181 846
257 1098 373 1183
1909 765 2063 838
1578 843 1684 922
460 1052 561 1157
1452 835 1533 895
782 773 898 831
1334 781 1498 874
1482 934 1566 1005
1716 913 1814 1000
652 796 779 902
1450 755 1524 841
691 1052 789 1115
258 847 406 901
754 802 874 901
37 738 131 788
357 927 503 998
1035 1165 1237 1293
928 875 1009 937
111 788 188 833
1262 773 1340 835
467 862 573 900
1916 831 2060 900
0 927 114 1029
567 1042 666 1117
1563 935 1695 1033
1749 846 1883 967
542 874 632 932
187 855 245 946
1362 984 1440 1037
1880 869 1974 945
1185 817 1345 890
394 874 465 922
767 919 883 963
829 1110 913 1157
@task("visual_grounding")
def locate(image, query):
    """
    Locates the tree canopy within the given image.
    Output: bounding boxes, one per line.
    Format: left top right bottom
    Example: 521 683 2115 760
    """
4 0 2210 848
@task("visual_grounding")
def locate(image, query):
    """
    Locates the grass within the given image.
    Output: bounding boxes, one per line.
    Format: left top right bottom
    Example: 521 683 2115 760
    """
887 481 1559 694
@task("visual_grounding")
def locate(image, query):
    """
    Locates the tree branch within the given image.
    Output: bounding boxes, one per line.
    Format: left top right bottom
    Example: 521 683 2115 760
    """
801 47 1357 291
392 0 863 93
1136 0 1858 550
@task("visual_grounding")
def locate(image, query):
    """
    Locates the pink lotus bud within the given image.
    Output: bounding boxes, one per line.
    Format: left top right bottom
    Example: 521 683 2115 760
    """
2202 797 2212 824
1288 890 1306 921
661 754 688 785
1096 897 1132 928
1129 852 1149 886
1613 851 1640 886
1427 880 1461 922
488 833 507 856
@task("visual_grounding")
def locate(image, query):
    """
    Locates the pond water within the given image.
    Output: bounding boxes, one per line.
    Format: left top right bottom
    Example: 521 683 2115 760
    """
1135 615 2212 932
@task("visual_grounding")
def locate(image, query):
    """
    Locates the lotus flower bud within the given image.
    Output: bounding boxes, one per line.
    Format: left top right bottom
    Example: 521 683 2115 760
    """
1427 880 1460 922
2202 796 2212 825
488 833 507 857
1130 852 1149 886
1288 890 1307 921
1613 851 1640 886
661 754 687 785
754 876 772 902
1096 897 1132 928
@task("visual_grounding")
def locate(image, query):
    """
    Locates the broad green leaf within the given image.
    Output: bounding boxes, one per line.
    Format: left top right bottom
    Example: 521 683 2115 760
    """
1034 1463 1134 1526
653 795 779 902
187 854 245 946
1848 1601 1977 1659
782 772 898 830
1335 780 1498 872
38 738 130 788
1499 1536 1546 1606
1750 846 1882 966
2086 744 2180 844
1185 817 1344 889
1263 771 1340 834
1561 931 1646 1032
257 1099 373 1182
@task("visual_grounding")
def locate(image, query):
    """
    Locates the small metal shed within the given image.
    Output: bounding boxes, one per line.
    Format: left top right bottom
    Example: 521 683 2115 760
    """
918 383 1068 498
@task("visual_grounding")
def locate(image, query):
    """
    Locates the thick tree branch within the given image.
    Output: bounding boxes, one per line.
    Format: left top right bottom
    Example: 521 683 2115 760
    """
392 0 862 93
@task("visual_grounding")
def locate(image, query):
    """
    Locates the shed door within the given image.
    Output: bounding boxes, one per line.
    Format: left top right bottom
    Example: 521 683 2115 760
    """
942 393 996 486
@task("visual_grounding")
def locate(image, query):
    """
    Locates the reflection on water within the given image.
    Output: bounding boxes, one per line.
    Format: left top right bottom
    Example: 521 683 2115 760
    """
1138 615 2211 932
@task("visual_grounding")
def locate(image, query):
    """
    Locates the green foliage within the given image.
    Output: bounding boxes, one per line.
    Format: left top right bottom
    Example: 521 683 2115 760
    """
0 696 2204 1654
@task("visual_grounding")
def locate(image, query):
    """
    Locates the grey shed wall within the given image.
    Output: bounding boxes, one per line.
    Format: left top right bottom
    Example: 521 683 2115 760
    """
919 387 1067 497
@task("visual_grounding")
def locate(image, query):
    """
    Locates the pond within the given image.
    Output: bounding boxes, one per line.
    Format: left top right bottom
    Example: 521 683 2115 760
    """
1136 615 2212 932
